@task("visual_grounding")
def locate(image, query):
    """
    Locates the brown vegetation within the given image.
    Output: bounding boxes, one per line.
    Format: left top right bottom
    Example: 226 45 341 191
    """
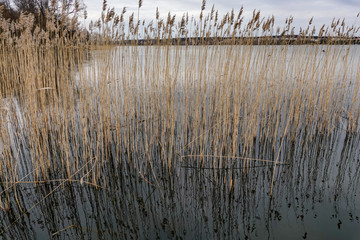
0 0 359 213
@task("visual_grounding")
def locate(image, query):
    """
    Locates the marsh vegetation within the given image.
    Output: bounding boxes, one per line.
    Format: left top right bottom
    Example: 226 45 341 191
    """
0 0 360 238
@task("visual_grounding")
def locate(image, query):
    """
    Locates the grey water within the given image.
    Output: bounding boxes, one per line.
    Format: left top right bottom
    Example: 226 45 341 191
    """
1 127 360 239
0 45 360 239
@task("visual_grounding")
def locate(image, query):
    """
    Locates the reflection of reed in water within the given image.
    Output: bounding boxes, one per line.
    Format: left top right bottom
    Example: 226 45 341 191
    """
1 125 359 239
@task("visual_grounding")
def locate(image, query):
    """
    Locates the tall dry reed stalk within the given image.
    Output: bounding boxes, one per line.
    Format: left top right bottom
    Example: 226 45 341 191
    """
0 1 359 199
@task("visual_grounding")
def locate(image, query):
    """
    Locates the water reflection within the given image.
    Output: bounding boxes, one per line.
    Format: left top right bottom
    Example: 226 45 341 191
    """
1 124 359 239
1 44 360 239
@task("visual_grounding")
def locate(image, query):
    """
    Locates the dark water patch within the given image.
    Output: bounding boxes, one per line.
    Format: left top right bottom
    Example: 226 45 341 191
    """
0 128 360 239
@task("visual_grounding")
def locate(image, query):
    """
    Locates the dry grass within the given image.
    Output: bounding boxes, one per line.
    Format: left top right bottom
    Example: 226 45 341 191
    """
0 1 359 199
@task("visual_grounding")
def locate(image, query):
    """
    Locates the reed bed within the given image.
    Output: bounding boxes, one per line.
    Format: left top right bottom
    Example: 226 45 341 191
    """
0 0 360 213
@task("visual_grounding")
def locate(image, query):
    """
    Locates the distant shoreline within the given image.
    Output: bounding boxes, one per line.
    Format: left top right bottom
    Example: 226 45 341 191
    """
114 36 360 46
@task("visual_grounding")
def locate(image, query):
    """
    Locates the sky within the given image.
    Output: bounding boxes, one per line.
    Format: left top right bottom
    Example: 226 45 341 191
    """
84 0 360 32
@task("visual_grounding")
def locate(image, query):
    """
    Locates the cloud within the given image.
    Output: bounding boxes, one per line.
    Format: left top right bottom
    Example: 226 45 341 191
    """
84 0 360 31
334 0 360 7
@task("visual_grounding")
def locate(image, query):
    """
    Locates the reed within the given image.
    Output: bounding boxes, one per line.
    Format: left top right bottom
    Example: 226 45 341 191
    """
0 1 359 198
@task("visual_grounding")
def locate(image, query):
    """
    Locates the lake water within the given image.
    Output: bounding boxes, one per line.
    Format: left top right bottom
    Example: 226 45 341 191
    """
0 45 360 239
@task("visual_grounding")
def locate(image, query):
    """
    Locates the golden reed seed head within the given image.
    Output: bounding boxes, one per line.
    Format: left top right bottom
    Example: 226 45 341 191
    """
201 0 206 11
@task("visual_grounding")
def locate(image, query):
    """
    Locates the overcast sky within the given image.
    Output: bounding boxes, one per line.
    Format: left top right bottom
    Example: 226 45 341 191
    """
84 0 360 31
